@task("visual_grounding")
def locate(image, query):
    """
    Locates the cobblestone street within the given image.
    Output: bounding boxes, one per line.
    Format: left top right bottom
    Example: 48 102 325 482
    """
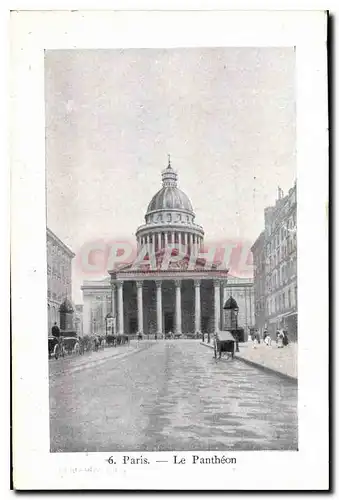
50 340 297 453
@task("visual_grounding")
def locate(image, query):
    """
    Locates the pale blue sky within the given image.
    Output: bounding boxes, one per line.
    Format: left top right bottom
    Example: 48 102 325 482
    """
45 48 296 303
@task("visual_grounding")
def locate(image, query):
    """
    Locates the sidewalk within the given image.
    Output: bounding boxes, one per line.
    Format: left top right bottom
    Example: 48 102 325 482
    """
201 341 297 381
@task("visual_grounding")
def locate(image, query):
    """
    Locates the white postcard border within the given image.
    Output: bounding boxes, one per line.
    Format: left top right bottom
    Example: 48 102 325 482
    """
11 10 328 490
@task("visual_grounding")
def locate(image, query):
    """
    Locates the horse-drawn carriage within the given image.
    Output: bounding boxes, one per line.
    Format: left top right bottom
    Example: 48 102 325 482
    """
49 336 82 359
62 336 80 355
214 330 236 360
48 336 65 360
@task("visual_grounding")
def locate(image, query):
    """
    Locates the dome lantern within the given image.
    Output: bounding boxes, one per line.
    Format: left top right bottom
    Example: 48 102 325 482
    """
161 154 178 188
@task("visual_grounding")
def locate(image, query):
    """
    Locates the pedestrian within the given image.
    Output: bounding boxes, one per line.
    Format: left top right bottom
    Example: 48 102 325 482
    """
51 322 60 338
263 329 268 346
78 336 84 355
283 330 289 346
264 330 271 346
256 330 261 344
248 331 253 346
277 330 285 348
276 330 280 345
94 336 99 351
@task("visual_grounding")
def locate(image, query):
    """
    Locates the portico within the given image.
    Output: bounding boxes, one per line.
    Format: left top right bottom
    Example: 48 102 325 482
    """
108 270 227 336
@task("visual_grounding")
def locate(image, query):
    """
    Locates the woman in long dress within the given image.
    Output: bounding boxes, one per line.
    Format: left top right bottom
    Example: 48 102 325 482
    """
264 330 271 346
277 330 285 348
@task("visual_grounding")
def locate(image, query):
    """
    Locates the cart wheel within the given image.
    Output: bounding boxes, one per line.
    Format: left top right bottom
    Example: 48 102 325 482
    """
54 345 59 360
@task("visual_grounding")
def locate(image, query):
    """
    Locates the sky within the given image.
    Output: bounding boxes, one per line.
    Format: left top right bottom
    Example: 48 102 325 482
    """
45 48 296 303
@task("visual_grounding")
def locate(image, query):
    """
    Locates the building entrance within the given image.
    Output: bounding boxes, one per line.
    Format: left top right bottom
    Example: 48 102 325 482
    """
129 317 138 334
202 316 210 333
164 313 174 333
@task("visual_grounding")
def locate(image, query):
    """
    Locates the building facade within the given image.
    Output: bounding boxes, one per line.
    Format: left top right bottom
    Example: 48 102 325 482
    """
251 231 266 336
47 228 75 334
251 183 297 341
82 160 254 337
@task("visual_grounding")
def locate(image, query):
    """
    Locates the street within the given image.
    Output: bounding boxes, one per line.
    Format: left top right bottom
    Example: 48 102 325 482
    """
50 340 297 452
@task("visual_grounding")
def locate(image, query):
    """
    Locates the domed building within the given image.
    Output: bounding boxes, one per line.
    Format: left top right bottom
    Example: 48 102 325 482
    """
81 158 254 337
135 160 204 254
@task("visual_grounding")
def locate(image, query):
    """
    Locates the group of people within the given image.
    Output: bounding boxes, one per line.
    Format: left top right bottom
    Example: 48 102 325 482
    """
250 328 289 348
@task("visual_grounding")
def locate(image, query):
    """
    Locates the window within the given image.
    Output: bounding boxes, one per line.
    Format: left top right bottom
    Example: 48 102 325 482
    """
282 293 286 310
288 289 291 308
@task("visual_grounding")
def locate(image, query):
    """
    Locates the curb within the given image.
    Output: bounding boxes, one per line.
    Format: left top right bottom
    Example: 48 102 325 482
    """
50 345 140 377
200 342 213 349
200 342 297 383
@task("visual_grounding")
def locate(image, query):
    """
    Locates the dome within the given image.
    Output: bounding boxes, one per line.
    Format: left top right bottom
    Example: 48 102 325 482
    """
224 296 239 310
147 187 193 213
59 298 74 313
146 159 194 214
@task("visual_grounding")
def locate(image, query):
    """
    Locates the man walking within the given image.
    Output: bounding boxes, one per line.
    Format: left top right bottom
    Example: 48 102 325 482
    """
51 322 60 338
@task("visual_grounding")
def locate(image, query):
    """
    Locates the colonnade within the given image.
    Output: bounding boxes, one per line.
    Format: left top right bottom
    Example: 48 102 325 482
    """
136 231 203 255
110 278 224 336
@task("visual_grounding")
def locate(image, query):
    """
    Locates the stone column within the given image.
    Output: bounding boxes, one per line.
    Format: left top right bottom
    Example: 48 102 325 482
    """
136 281 143 334
194 280 201 334
175 280 182 334
220 283 225 330
213 279 221 333
184 233 188 254
157 232 161 251
172 231 175 245
110 282 116 315
164 232 168 248
156 280 162 335
189 233 193 253
110 282 116 335
117 280 124 334
150 235 155 256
